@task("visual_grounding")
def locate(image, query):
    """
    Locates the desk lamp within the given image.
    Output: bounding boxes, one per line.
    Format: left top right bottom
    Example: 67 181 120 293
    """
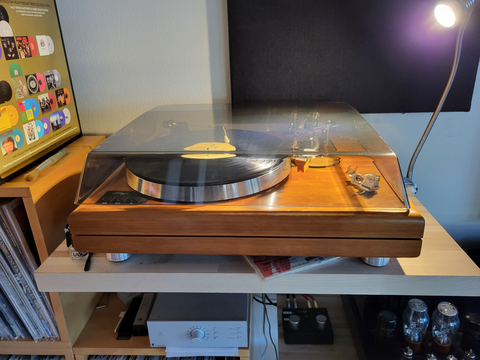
404 0 478 193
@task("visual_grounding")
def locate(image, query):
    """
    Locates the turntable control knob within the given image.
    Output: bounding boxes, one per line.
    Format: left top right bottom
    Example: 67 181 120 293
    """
190 329 205 345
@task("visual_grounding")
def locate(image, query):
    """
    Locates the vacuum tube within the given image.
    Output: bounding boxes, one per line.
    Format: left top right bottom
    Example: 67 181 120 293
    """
375 310 397 349
402 346 413 359
432 302 460 355
403 298 430 353
463 313 480 354
463 349 476 360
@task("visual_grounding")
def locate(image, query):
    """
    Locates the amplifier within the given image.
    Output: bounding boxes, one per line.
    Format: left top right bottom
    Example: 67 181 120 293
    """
147 293 249 348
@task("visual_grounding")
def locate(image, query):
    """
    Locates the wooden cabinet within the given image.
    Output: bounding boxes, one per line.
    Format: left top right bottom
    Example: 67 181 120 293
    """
0 136 105 359
33 196 480 359
2 144 477 360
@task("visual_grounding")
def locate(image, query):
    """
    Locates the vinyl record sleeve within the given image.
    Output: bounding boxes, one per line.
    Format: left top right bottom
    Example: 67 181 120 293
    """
0 223 58 340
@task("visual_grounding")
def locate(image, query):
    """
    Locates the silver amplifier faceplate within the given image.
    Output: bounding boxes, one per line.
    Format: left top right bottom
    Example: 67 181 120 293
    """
147 293 249 348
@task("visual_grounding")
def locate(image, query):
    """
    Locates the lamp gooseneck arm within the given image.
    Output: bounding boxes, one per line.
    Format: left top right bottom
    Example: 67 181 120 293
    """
405 8 473 186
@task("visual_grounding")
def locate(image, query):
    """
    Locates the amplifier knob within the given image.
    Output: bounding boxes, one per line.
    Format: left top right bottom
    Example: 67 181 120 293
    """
289 314 301 329
190 328 205 345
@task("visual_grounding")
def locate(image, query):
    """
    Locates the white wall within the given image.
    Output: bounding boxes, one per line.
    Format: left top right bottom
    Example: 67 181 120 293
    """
56 0 480 250
56 0 230 134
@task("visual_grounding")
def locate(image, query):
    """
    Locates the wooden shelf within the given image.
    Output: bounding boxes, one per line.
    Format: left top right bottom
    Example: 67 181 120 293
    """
72 293 249 358
0 339 72 356
0 136 105 358
277 295 359 360
0 136 105 200
31 191 480 359
35 197 480 297
0 135 105 262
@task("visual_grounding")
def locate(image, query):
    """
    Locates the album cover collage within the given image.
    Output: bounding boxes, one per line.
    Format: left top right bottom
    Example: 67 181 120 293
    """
0 3 74 158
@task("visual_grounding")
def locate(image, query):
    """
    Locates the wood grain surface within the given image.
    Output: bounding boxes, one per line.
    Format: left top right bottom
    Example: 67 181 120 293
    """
69 155 424 257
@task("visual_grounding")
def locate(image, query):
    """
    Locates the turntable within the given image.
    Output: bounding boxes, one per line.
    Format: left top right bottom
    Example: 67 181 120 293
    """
69 102 424 258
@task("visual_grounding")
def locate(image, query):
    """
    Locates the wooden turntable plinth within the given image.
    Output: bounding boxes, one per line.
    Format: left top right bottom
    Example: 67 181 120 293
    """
69 156 424 258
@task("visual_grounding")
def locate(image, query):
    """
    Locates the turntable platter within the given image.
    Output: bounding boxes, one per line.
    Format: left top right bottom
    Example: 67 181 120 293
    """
126 155 291 202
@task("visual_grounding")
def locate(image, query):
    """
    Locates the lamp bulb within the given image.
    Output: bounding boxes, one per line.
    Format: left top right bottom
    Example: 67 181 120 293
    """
435 3 458 27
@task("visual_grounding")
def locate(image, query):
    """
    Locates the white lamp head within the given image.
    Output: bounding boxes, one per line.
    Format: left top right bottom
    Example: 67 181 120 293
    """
435 0 477 27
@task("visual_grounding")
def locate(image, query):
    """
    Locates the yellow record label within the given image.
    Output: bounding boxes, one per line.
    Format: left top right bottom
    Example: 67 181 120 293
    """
184 142 236 151
182 153 236 159
182 142 236 159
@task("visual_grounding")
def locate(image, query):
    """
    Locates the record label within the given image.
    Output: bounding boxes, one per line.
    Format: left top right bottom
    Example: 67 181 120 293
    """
63 108 71 124
36 73 46 92
35 119 44 138
41 117 50 135
0 80 12 103
12 128 24 148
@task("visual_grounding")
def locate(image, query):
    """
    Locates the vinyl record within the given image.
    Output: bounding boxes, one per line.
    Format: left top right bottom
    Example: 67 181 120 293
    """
41 116 50 135
13 128 24 148
0 5 9 23
63 108 71 124
9 62 22 78
0 81 12 103
26 74 38 94
53 70 61 86
29 98 40 117
64 88 71 104
126 155 291 202
0 21 13 36
28 36 37 56
48 92 56 110
46 35 54 54
36 73 45 92
6 105 18 126
35 119 44 138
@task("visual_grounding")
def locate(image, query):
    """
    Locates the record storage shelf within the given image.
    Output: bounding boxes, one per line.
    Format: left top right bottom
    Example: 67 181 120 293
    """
33 195 480 359
0 136 105 358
